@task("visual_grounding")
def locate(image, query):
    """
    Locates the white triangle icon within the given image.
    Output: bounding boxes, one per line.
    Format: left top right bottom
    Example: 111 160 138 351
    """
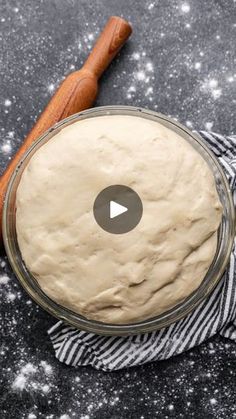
110 201 128 219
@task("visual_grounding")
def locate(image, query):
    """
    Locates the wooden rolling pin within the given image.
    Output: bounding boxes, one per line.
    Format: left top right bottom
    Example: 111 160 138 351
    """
0 16 132 243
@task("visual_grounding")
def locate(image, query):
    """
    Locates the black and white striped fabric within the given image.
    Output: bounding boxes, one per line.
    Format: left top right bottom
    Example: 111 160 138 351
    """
48 132 236 371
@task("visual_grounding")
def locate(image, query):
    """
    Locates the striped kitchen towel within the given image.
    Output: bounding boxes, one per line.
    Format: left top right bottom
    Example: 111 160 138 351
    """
48 131 236 371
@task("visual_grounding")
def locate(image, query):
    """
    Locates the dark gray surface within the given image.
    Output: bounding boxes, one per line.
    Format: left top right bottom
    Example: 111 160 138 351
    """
0 1 236 418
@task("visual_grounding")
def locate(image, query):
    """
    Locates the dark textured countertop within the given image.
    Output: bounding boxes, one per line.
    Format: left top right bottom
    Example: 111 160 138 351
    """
0 1 236 418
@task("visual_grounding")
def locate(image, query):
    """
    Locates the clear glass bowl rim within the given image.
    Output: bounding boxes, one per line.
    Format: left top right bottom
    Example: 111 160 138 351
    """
2 105 235 336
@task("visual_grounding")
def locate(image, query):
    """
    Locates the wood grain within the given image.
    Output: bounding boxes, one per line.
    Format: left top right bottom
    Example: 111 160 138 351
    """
0 16 132 243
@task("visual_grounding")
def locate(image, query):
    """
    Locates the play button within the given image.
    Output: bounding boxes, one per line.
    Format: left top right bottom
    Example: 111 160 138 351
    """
110 201 128 219
93 185 143 234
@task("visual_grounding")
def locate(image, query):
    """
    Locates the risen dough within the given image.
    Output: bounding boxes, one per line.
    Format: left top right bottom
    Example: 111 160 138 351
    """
16 115 222 324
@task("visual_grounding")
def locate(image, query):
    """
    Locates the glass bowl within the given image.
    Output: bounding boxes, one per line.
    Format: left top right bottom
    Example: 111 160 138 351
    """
2 106 235 336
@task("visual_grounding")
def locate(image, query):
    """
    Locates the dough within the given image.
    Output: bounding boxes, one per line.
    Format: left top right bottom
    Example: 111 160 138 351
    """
16 115 222 324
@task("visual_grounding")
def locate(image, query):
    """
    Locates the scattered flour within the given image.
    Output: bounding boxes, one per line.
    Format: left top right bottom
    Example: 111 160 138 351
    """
88 33 94 41
48 83 55 92
194 62 202 70
146 62 153 72
42 384 50 393
21 363 37 375
135 71 146 81
12 362 53 394
40 360 53 375
12 374 27 391
0 275 10 285
4 99 12 107
7 131 14 138
126 51 155 102
127 86 136 93
181 3 190 13
1 142 12 153
201 78 222 100
186 121 193 128
212 90 222 99
6 292 16 302
148 3 154 10
209 79 218 89
205 122 213 130
132 52 140 60
210 398 217 405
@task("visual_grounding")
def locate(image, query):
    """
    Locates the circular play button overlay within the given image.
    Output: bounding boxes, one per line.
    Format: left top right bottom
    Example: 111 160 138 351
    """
93 185 143 234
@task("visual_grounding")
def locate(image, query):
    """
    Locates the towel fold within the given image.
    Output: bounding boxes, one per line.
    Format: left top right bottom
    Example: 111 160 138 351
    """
48 131 236 371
